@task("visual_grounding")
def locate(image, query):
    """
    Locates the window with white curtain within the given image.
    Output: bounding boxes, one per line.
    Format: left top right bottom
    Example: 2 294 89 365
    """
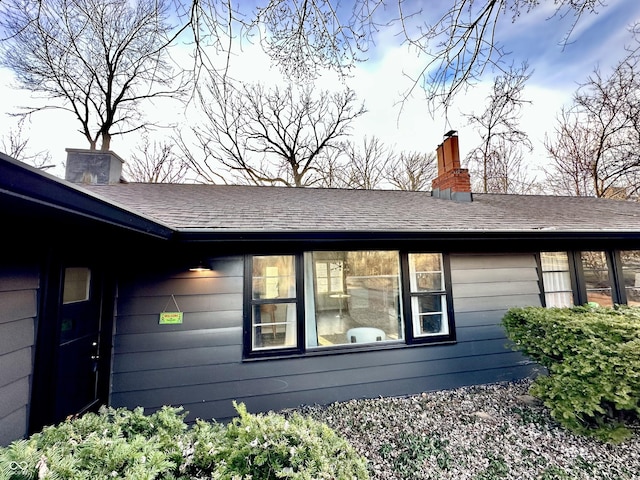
540 252 574 307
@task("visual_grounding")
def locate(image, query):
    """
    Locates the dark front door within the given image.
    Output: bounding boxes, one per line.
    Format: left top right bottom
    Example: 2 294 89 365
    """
54 266 103 421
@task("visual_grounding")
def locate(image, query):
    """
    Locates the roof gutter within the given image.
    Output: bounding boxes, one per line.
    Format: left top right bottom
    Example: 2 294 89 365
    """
173 229 640 244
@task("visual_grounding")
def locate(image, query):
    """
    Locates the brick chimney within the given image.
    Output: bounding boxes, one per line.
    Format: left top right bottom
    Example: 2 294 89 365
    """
431 131 472 202
65 149 124 184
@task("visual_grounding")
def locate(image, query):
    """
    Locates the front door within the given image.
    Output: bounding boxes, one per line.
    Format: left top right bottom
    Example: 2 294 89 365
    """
54 266 103 421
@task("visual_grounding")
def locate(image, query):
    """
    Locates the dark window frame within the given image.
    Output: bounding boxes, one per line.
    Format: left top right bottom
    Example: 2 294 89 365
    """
401 252 456 345
243 250 456 359
243 254 305 359
538 250 630 307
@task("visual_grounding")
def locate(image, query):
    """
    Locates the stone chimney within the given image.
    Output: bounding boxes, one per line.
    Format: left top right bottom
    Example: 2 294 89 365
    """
65 149 124 184
431 131 472 202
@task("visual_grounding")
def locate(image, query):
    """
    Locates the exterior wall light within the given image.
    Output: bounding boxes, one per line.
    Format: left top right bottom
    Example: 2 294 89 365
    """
189 260 211 272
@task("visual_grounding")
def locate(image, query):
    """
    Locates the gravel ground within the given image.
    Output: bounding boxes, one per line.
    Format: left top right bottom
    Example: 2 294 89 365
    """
290 379 640 479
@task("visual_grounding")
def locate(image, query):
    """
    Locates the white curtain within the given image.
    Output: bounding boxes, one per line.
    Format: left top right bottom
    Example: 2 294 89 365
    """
541 252 573 307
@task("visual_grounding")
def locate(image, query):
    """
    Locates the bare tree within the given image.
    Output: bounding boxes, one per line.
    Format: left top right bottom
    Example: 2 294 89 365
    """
314 147 348 188
339 136 392 189
464 63 533 193
0 118 53 169
397 1 605 111
385 151 437 191
221 0 607 110
544 52 640 198
0 0 188 151
124 135 189 183
0 0 616 139
180 81 365 186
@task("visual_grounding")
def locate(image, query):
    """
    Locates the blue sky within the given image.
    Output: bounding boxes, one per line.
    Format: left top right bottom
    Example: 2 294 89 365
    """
1 0 640 182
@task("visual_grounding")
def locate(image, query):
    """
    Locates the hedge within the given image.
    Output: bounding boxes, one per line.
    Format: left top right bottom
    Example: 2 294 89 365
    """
502 306 640 442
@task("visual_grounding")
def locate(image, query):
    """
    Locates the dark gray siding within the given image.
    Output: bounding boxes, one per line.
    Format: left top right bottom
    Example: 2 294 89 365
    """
0 266 38 446
111 253 542 422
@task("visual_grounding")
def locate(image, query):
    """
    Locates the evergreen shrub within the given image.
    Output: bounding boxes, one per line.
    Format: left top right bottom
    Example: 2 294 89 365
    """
0 402 369 479
502 306 640 442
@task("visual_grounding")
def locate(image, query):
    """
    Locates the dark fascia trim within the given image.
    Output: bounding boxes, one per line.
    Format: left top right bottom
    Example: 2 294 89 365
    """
0 153 174 240
173 229 640 244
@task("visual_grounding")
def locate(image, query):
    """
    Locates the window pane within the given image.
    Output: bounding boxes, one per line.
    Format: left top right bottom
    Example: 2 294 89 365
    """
252 256 295 300
545 292 573 308
252 302 297 350
620 250 640 306
412 295 449 336
409 253 444 292
540 251 569 271
63 267 91 304
307 251 402 347
580 251 613 307
540 252 574 308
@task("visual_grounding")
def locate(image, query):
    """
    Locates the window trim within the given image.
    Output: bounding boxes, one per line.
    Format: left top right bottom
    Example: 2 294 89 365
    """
244 250 456 359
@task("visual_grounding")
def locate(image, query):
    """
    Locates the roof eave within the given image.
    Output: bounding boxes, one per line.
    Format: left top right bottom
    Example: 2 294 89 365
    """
0 153 174 240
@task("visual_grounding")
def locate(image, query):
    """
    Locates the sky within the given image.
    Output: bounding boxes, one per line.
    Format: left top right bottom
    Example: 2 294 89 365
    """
1 0 640 183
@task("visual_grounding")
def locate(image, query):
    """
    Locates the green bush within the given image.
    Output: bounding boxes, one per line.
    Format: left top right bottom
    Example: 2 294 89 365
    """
0 402 369 480
200 401 370 479
502 306 640 442
0 405 189 479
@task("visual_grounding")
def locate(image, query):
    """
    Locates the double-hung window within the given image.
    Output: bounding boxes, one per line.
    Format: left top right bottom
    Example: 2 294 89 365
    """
248 255 299 352
539 252 574 307
407 253 450 337
245 250 454 357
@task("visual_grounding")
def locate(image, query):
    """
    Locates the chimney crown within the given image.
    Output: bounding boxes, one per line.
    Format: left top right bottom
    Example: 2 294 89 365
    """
65 149 124 185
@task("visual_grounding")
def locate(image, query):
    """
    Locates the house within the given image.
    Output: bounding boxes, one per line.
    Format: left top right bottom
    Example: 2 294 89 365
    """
2 133 640 446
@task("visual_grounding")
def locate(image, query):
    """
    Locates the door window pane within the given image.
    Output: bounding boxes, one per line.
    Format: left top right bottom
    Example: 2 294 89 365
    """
63 267 91 304
580 251 613 307
540 252 573 307
620 250 640 306
251 256 297 351
306 251 402 347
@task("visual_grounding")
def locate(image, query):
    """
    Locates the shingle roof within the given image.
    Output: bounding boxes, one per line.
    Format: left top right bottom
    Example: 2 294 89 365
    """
83 183 640 234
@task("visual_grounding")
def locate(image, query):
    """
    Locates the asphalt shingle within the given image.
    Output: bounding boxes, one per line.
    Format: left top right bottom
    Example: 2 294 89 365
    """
84 183 640 234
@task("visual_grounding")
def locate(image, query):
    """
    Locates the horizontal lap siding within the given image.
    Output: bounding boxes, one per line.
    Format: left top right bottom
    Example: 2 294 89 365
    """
449 253 543 387
111 253 543 423
111 257 245 419
0 266 38 446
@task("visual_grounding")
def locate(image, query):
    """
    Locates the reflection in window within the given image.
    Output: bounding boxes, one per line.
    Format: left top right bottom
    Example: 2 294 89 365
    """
306 251 402 347
315 261 344 294
540 252 573 307
62 267 91 304
408 253 448 336
580 251 613 307
251 256 297 351
620 251 640 306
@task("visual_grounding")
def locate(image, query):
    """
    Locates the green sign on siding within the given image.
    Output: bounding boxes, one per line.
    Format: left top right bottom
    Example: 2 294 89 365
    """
159 312 183 325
